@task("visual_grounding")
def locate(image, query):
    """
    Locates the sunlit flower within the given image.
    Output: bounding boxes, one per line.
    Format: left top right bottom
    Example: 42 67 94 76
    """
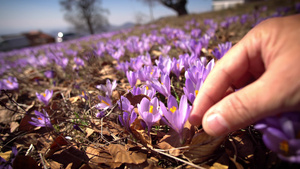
74 57 85 67
119 111 137 132
116 61 130 73
159 45 171 56
29 109 53 128
96 95 112 110
155 55 172 75
160 95 191 140
44 70 55 79
0 77 18 90
171 57 184 78
118 96 134 113
137 97 162 135
130 57 144 71
96 111 106 118
151 73 171 97
212 42 232 60
126 71 137 87
79 91 89 101
96 79 117 96
36 89 53 106
254 112 300 163
183 76 203 103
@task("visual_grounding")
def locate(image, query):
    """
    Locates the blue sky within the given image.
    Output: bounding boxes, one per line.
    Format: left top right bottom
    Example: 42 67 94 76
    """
0 0 212 35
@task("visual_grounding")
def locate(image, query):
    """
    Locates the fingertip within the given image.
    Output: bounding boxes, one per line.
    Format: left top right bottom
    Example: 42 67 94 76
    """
202 112 230 136
188 110 203 126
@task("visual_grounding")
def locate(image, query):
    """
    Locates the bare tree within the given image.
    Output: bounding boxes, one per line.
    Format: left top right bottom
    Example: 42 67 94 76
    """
60 0 109 34
138 0 188 18
159 0 188 16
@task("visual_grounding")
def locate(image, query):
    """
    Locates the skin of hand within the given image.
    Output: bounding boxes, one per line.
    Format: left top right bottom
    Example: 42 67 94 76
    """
189 14 300 136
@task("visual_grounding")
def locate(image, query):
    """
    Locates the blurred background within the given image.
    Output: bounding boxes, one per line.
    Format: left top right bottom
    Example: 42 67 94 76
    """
0 0 252 51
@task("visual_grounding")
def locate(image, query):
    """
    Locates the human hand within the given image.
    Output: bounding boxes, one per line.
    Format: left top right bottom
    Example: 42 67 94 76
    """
189 14 300 136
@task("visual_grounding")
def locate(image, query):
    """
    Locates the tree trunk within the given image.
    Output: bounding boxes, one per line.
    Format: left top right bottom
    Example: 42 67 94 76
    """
86 18 94 34
160 0 188 16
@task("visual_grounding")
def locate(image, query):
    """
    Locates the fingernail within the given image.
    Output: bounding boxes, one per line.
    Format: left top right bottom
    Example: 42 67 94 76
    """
205 113 229 135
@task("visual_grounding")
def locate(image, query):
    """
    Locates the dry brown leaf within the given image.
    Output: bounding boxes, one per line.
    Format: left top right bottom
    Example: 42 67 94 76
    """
10 121 19 133
156 120 194 156
12 155 41 169
45 134 69 158
86 145 121 169
183 130 225 164
69 95 81 103
48 146 89 169
86 128 95 138
124 93 150 107
209 162 229 169
130 118 152 148
19 114 35 131
151 50 162 56
108 144 147 164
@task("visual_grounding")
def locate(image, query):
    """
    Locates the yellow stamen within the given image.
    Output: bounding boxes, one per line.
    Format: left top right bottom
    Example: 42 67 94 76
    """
82 91 85 96
42 93 46 97
177 63 179 69
101 100 110 106
146 86 149 90
38 117 43 120
279 140 289 154
170 106 177 113
6 80 13 85
149 105 154 113
195 90 199 96
161 82 164 85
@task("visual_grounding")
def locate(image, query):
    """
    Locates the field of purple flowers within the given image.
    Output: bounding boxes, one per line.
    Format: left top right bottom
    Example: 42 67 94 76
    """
1 1 300 168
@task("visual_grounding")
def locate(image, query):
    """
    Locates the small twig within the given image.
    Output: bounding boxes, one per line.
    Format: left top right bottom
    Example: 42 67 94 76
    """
2 90 27 113
39 153 48 169
151 148 205 169
128 138 205 169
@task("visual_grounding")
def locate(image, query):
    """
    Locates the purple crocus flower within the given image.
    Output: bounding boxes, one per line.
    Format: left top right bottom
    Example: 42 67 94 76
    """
118 96 134 113
119 111 137 132
74 57 85 67
56 57 69 69
0 77 18 90
96 95 112 110
73 124 84 133
137 97 162 135
183 76 203 103
171 57 184 78
116 61 130 73
191 29 202 39
126 71 137 87
79 91 89 101
29 109 53 128
212 42 232 60
151 73 171 97
159 45 171 56
96 111 106 118
36 89 53 106
44 70 55 79
96 79 117 97
155 55 172 75
160 95 191 141
254 112 300 163
130 57 144 71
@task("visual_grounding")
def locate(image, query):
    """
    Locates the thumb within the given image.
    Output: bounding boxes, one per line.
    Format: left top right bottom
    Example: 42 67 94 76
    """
202 76 278 136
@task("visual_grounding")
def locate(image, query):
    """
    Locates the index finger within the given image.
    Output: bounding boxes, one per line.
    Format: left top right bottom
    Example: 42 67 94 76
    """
189 30 265 126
